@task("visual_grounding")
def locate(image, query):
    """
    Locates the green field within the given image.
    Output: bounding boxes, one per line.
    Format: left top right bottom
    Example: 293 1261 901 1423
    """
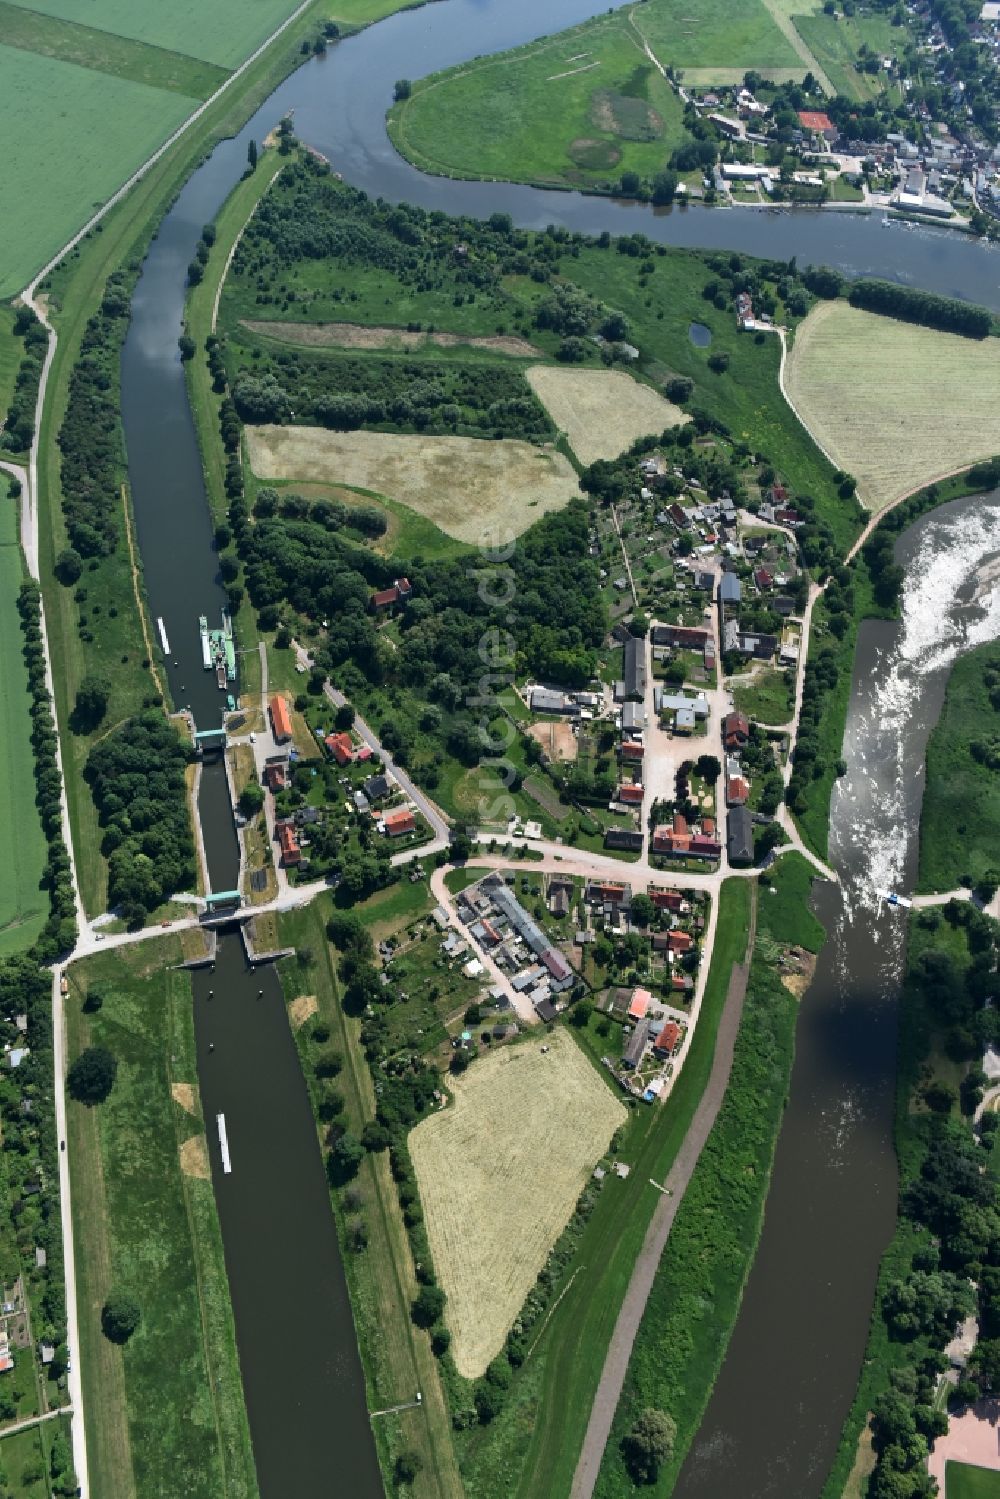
0 1417 74 1497
389 14 686 192
947 1463 1000 1499
0 1 228 94
0 44 197 298
732 668 794 726
0 480 48 956
918 641 1000 893
0 306 20 425
792 8 904 101
65 939 257 1499
635 0 802 73
8 0 305 69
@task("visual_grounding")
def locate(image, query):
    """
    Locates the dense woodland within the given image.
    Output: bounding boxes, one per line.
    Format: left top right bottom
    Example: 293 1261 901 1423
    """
1 306 47 456
848 278 994 339
85 714 196 922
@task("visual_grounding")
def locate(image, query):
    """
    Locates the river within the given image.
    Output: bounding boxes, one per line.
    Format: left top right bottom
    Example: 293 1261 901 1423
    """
115 0 1000 1493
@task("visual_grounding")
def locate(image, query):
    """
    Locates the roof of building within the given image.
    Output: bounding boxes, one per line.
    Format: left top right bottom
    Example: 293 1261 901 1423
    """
628 987 652 1019
728 805 754 864
269 695 292 741
719 573 742 604
383 808 415 833
325 731 353 764
363 773 391 801
605 827 644 851
623 635 646 699
655 1021 682 1053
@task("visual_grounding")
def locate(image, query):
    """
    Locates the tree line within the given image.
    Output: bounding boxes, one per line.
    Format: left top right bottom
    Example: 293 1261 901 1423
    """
1 306 47 456
849 278 993 339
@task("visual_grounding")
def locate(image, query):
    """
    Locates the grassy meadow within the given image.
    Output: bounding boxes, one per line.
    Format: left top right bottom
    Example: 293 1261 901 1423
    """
947 1463 1000 1499
65 939 257 1499
389 15 686 191
792 7 904 101
785 302 1000 512
634 0 802 74
732 668 795 726
918 641 1000 894
8 0 306 68
0 481 49 956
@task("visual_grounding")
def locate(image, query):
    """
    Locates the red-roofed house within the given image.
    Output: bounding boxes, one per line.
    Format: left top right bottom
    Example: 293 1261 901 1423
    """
727 774 750 806
703 816 716 838
621 740 644 762
754 567 773 592
668 930 693 954
652 813 690 856
324 732 354 766
277 822 301 867
690 833 722 859
382 808 416 837
371 578 413 611
650 889 683 912
797 109 838 142
618 783 644 806
723 711 749 750
628 987 652 1020
269 695 292 744
654 1021 682 1056
590 882 628 904
263 761 287 792
357 744 373 762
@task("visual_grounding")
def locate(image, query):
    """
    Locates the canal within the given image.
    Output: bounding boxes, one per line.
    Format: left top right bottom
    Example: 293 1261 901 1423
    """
115 0 1000 1492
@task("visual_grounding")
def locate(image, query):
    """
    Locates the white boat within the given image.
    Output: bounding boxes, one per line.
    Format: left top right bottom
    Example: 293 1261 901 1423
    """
877 889 913 909
157 617 170 654
217 1113 231 1174
199 615 211 669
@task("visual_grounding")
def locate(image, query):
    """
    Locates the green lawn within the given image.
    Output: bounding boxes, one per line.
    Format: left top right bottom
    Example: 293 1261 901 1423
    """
0 43 197 297
732 668 795 725
456 881 753 1499
792 9 904 102
0 1 228 95
760 850 825 950
65 939 257 1499
9 0 307 68
947 1461 1000 1498
635 0 802 72
917 640 1000 893
388 14 686 192
0 480 49 956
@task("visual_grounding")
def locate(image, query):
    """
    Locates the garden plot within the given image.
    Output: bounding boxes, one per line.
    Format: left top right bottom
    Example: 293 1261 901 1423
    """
409 1030 625 1377
245 425 579 544
784 301 1000 511
526 366 687 467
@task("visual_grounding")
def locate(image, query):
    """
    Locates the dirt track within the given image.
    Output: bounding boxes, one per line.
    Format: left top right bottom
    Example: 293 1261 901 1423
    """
570 885 758 1499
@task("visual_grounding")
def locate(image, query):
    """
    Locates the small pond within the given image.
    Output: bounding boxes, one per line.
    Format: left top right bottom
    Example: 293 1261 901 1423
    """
688 321 712 347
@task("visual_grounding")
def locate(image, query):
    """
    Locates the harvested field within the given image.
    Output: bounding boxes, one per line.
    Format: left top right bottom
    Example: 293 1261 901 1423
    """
526 366 687 467
241 318 541 358
171 1082 198 1114
288 994 318 1030
409 1030 625 1377
179 1134 210 1180
784 302 1000 510
246 425 579 545
528 719 579 762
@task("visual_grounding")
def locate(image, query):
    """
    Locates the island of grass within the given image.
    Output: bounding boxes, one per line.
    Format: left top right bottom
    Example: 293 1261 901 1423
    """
917 640 1000 895
386 0 808 193
947 1463 1000 1499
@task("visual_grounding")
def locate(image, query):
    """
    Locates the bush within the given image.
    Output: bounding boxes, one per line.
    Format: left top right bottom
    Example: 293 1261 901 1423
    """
411 1284 445 1328
67 1046 117 1105
622 1408 676 1484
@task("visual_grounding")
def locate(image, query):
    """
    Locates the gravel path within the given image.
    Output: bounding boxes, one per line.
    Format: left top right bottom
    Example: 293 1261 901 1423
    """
570 885 758 1499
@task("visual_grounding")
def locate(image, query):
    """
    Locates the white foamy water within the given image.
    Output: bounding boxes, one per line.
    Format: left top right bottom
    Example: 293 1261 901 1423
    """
833 501 1000 920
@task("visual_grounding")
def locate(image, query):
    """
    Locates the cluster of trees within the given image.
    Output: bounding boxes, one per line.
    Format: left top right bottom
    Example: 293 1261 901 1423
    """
863 528 906 610
56 272 133 558
85 712 196 922
1 306 47 455
849 278 993 339
257 486 386 539
787 633 843 817
16 581 77 959
231 345 552 442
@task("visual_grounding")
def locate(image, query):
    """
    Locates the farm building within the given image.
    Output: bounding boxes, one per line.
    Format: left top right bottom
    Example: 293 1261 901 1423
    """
269 695 292 744
727 806 754 866
531 687 579 716
623 637 646 701
605 828 644 852
482 878 574 992
654 1021 682 1057
623 1022 650 1070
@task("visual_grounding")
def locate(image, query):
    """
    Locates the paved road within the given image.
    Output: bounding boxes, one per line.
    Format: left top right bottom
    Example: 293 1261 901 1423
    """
570 886 758 1499
0 1405 71 1440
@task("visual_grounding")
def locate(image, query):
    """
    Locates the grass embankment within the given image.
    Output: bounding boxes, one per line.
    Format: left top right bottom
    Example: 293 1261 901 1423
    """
0 481 48 955
388 0 802 192
275 896 464 1499
32 0 385 914
453 881 751 1499
65 939 256 1499
917 640 1000 894
593 854 823 1497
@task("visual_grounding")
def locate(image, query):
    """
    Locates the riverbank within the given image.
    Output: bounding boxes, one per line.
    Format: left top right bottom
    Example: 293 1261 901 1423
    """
63 938 256 1498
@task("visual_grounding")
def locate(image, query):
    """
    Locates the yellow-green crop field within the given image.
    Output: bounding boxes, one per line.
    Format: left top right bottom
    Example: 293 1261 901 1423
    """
784 301 1000 511
0 483 48 956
